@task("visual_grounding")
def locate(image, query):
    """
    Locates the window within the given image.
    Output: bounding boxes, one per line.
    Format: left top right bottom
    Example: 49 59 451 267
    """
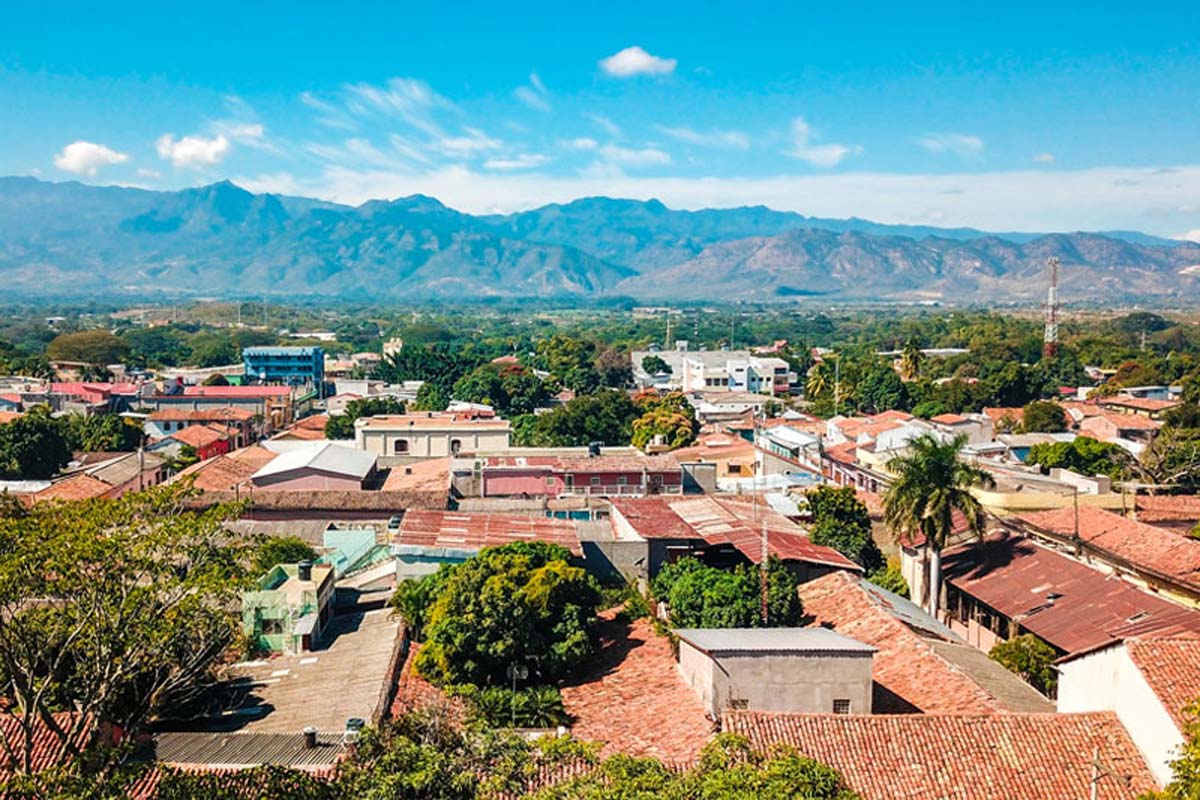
617 476 628 485
260 617 285 635
393 439 409 454
728 464 743 475
450 438 462 456
833 699 851 715
590 476 601 487
545 476 556 486
728 698 748 710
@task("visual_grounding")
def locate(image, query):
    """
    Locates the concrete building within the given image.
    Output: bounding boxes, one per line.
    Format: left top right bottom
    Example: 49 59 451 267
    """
1058 637 1200 786
251 441 378 491
243 346 325 397
674 627 875 717
631 344 792 395
242 560 335 654
463 449 685 499
354 414 512 459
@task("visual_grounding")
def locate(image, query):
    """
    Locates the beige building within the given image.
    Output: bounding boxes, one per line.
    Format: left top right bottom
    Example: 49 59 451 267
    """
354 413 512 459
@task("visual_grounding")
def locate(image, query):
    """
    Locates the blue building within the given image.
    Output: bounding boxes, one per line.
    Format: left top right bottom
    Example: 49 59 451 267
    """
243 346 325 396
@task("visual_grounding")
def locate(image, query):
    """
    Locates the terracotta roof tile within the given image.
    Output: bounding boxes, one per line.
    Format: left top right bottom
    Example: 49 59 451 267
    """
0 712 93 782
722 711 1157 800
1100 396 1181 413
1135 494 1200 524
32 473 113 502
148 407 255 422
169 424 230 449
382 457 451 493
1125 637 1200 730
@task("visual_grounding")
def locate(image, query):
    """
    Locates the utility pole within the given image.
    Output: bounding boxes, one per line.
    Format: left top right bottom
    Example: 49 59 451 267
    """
833 357 841 417
665 310 672 350
1043 257 1060 359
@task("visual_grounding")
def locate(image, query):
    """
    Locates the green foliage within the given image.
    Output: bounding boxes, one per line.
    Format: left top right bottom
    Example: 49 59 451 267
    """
641 354 670 375
447 684 570 729
45 330 129 365
512 390 640 447
594 346 633 389
415 542 602 686
1146 700 1200 798
1111 360 1162 387
866 563 910 598
186 332 240 368
253 535 318 575
1138 427 1200 489
390 565 459 641
653 556 801 629
805 485 883 573
413 381 451 412
155 764 337 800
1021 400 1067 433
452 363 549 416
534 333 600 393
631 392 698 451
377 343 482 401
1026 436 1129 479
0 484 248 778
202 372 230 386
325 396 407 439
857 361 910 413
1164 403 1200 430
0 406 72 479
988 634 1059 696
884 434 993 551
58 413 143 452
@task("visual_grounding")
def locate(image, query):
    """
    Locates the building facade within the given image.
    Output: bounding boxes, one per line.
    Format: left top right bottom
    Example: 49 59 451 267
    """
243 346 325 396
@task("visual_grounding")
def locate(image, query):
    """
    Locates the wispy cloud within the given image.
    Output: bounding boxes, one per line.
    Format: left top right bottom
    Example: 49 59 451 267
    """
584 113 622 138
53 141 129 176
340 77 455 139
433 127 503 159
917 132 985 157
156 133 231 167
300 91 359 131
562 137 599 151
484 153 550 170
1033 152 1055 164
514 72 552 112
783 118 858 167
656 125 750 150
599 144 671 167
599 46 677 77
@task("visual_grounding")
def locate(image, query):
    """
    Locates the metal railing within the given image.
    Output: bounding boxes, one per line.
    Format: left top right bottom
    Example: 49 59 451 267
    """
558 484 684 497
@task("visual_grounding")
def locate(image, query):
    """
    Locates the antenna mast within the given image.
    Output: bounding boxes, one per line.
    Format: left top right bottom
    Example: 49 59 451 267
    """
1043 257 1060 358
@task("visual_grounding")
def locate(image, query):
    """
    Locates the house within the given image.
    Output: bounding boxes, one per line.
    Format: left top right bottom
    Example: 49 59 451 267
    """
608 495 861 582
155 423 234 461
675 627 876 717
145 406 255 446
1017 505 1200 607
390 509 582 579
1099 395 1181 419
242 560 335 654
630 344 792 395
144 383 297 432
271 414 329 441
928 412 994 445
1135 494 1200 533
250 441 378 491
1079 411 1161 447
466 448 685 500
1058 636 1200 786
243 346 325 397
722 711 1157 800
669 433 758 480
354 413 512 459
938 532 1200 656
686 390 770 424
797 571 1053 714
171 445 278 492
757 424 822 475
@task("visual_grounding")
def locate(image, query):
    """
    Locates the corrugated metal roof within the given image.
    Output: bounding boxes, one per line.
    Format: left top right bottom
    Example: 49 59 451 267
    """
394 509 583 556
152 731 346 768
675 626 875 654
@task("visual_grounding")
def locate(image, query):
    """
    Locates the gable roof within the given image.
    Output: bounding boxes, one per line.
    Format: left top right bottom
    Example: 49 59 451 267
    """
393 509 582 556
797 572 1052 714
32 473 113 502
252 442 375 482
722 711 1157 800
174 446 277 491
1 713 93 782
1125 637 1200 731
1019 506 1200 592
148 406 255 422
169 424 230 449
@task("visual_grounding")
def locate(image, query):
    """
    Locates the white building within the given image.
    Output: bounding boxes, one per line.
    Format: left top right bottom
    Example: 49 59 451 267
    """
631 343 792 395
354 413 512 459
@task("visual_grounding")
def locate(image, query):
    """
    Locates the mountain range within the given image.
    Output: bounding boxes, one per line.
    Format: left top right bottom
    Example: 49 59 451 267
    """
1 176 1198 303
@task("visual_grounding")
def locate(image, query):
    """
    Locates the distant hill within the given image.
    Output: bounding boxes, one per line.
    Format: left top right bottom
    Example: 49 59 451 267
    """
0 176 1196 302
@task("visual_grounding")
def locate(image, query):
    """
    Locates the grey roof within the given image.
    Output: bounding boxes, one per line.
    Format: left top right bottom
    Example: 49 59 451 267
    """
152 731 346 768
674 626 876 655
858 579 959 641
928 640 1054 713
254 441 376 481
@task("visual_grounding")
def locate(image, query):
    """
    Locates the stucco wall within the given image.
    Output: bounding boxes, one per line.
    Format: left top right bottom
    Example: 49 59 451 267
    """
251 470 365 491
357 428 510 457
1058 644 1184 786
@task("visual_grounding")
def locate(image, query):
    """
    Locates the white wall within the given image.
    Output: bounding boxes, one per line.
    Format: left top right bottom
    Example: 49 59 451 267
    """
1058 644 1183 786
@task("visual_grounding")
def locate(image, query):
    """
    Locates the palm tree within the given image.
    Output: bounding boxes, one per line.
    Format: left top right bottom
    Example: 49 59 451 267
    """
899 340 924 382
883 434 994 618
805 361 830 402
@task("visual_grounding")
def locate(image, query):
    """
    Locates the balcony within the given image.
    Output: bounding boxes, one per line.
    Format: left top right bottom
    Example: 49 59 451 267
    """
559 483 684 497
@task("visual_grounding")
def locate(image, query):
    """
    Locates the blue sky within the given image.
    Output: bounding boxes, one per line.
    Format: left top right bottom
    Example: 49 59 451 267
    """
4 0 1200 236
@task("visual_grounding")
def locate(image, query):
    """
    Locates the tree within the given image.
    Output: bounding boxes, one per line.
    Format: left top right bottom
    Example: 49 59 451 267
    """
1111 360 1162 387
325 397 407 439
988 634 1058 696
451 363 548 417
1026 436 1130 479
391 565 458 642
652 557 802 629
631 393 698 451
641 354 670 376
122 326 191 368
1138 426 1200 489
883 434 993 618
899 340 924 381
1163 403 1200 430
45 330 129 366
412 381 450 412
0 485 248 777
0 406 72 479
857 362 909 414
534 334 599 393
253 536 317 575
59 413 144 452
1021 400 1066 433
804 486 883 573
1145 699 1200 799
202 373 230 386
415 542 602 686
866 563 910 598
512 390 641 447
595 346 633 388
186 333 239 368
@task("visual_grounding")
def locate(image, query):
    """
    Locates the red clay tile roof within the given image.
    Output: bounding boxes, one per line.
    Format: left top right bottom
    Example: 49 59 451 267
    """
930 413 968 425
1020 506 1200 591
722 711 1157 800
174 446 277 491
382 457 451 493
0 712 93 782
394 510 583 556
1100 396 1181 413
1083 411 1162 432
0 411 21 424
149 406 255 422
560 613 714 763
481 452 681 473
797 572 1039 714
943 533 1200 655
1125 637 1200 730
981 407 1024 424
169 424 230 449
33 473 113 502
1136 494 1200 525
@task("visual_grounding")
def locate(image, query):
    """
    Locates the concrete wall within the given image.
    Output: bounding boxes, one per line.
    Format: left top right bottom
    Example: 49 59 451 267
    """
678 641 874 717
357 427 510 457
1058 644 1183 786
251 470 365 491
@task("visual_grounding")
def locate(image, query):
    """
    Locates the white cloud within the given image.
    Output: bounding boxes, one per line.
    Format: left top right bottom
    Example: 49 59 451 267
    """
514 72 552 112
236 163 1200 237
136 167 161 179
599 144 671 167
784 118 858 167
1180 229 1200 243
338 77 454 138
584 112 623 138
1033 152 1056 164
599 46 677 77
301 91 358 131
917 132 985 157
484 153 550 170
53 141 129 176
656 125 750 150
156 133 231 167
434 127 502 158
563 137 599 151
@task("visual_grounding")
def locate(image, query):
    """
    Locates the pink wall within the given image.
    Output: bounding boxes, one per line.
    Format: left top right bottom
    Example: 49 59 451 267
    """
251 470 365 491
482 468 682 497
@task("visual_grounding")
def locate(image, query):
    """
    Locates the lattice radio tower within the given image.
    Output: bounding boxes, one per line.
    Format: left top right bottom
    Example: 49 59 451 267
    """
1043 256 1060 358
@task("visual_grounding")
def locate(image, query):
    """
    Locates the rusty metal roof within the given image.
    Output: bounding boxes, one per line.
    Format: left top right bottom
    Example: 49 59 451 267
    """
393 509 583 556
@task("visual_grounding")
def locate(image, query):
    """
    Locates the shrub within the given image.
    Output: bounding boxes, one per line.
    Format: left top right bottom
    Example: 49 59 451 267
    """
989 634 1059 695
448 684 570 729
654 557 801 629
253 536 317 575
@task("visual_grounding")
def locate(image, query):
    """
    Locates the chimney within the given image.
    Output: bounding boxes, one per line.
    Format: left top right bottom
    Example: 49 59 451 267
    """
297 560 313 581
303 726 318 749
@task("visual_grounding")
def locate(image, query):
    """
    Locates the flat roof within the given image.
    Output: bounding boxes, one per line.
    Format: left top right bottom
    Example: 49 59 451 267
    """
674 627 875 655
355 414 510 430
